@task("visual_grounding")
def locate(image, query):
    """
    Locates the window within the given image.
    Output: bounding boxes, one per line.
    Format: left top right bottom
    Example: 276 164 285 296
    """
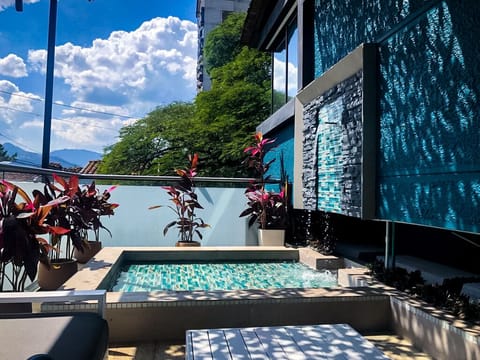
272 17 298 112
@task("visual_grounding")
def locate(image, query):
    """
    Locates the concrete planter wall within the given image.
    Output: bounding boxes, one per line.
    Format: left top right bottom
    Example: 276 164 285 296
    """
390 296 480 360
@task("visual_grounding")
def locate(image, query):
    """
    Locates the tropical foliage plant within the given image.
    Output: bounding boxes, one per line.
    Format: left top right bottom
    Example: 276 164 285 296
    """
0 180 69 291
35 174 118 261
150 153 209 243
240 132 287 230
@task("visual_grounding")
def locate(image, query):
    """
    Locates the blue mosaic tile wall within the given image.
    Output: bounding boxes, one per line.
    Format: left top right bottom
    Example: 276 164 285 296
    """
264 122 295 193
378 1 480 232
311 0 480 232
313 0 426 77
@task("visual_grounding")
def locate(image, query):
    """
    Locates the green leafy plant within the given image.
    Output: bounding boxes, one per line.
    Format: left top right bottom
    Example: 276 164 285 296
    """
367 260 480 323
150 153 209 243
0 180 69 291
240 132 287 229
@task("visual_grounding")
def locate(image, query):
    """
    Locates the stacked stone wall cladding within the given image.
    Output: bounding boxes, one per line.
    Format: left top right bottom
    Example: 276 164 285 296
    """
302 70 363 217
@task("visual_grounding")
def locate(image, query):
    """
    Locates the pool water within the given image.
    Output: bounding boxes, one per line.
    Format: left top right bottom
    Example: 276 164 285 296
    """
110 261 337 292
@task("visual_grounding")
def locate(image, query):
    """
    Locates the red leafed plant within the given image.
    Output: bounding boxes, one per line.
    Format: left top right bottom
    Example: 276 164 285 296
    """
34 174 119 260
150 153 209 243
240 132 287 230
0 180 69 291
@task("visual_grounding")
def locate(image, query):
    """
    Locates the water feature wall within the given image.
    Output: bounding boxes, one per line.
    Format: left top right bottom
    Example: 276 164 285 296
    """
302 72 363 216
308 0 480 232
377 2 480 232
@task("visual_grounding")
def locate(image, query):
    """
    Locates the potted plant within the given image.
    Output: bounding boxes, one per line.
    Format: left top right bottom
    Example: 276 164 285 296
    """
150 153 209 246
35 174 118 288
0 180 69 292
70 180 118 263
35 175 81 290
240 132 288 246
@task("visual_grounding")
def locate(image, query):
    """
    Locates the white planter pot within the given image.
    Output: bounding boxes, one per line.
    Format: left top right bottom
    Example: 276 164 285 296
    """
258 229 285 246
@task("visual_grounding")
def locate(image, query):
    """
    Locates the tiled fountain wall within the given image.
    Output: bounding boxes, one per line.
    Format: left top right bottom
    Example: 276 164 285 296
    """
302 71 363 217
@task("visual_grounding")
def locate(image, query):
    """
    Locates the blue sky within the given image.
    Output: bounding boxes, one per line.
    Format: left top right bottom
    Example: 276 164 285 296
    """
0 0 198 154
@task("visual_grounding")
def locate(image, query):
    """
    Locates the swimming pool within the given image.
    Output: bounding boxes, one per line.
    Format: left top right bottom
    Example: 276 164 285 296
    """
110 261 338 292
64 247 375 343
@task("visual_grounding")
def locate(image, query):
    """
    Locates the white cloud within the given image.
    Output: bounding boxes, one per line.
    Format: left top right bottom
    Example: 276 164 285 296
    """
0 80 39 124
3 15 198 153
0 53 27 77
0 0 40 12
273 57 298 95
28 16 197 108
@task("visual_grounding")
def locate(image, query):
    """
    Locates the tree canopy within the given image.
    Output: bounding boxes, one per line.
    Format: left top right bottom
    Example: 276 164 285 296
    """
203 12 246 75
99 12 272 177
0 144 15 162
98 102 195 175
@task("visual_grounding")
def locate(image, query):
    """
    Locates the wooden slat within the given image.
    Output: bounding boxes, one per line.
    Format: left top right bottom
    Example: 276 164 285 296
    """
253 327 289 360
186 324 389 360
207 329 233 360
238 327 268 359
223 328 253 359
325 324 389 360
264 327 307 360
285 325 344 359
188 330 214 360
185 331 194 360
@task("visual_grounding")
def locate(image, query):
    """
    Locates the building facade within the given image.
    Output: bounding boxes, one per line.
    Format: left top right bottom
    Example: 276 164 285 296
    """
196 0 251 91
242 0 480 236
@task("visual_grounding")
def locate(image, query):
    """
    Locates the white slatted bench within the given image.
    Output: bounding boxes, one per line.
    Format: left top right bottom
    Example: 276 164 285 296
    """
186 324 389 360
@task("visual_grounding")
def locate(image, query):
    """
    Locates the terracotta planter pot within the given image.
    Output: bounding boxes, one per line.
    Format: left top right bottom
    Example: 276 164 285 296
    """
258 229 285 246
37 259 78 290
74 241 102 264
175 241 201 247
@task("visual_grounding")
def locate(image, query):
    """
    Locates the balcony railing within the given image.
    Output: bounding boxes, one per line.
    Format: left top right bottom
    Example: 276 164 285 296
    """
0 162 262 248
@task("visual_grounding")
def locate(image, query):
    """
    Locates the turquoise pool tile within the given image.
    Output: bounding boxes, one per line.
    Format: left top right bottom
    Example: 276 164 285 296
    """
111 261 338 292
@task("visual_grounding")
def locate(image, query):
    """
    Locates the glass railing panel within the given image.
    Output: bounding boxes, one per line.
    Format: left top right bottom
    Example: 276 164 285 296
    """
98 184 256 247
0 163 257 249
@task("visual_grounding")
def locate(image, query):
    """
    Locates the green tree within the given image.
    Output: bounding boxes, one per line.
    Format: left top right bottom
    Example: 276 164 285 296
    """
99 12 272 177
203 12 246 75
98 102 195 175
195 46 271 176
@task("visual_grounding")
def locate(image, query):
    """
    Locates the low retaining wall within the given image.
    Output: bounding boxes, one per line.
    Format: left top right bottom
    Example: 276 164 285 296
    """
338 267 480 359
390 295 480 360
106 288 390 343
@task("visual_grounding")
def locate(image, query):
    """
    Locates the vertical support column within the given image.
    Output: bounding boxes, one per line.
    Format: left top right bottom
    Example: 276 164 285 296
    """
385 220 396 269
42 0 58 169
298 0 315 89
15 0 23 11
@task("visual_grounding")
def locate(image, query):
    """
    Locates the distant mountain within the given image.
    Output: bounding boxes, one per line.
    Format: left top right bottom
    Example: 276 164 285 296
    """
2 143 102 168
51 149 102 167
